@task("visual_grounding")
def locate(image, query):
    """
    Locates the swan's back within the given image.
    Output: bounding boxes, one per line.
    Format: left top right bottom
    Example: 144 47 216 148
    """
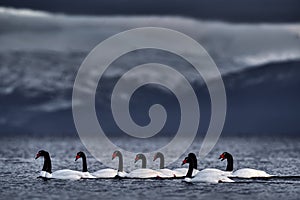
186 170 234 183
173 168 199 177
91 168 118 178
231 168 272 178
127 169 161 178
157 169 175 178
51 169 83 180
200 168 232 176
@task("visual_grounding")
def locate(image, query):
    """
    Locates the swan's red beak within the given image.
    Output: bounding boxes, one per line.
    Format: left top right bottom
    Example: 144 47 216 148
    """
153 154 157 161
219 154 225 161
75 155 80 161
181 158 187 166
35 153 40 159
134 156 139 163
112 152 117 160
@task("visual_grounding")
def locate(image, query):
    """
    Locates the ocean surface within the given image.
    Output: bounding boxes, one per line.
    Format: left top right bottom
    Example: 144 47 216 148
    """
0 136 299 200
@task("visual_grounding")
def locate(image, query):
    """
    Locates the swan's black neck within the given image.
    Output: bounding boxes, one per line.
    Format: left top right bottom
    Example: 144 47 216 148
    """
186 160 194 178
226 154 233 171
185 153 198 178
140 155 147 168
42 153 52 173
117 153 123 172
156 153 164 169
187 153 197 169
81 154 88 172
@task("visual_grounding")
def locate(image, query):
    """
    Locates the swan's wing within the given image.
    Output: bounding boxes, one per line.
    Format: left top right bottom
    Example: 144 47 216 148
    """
51 169 82 180
200 168 232 176
232 168 272 178
127 169 161 178
172 168 199 177
81 172 96 179
157 169 175 178
117 171 128 178
192 172 234 183
39 171 46 177
45 172 52 178
91 168 117 178
192 169 200 176
172 168 188 177
183 177 192 183
200 168 223 173
38 171 52 179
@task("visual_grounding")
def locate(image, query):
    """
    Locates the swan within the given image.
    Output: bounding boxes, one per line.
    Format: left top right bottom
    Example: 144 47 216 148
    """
182 153 234 183
112 150 128 178
219 152 272 178
89 151 125 178
76 150 127 178
172 153 199 178
74 152 96 178
126 153 162 179
153 152 176 178
35 150 83 180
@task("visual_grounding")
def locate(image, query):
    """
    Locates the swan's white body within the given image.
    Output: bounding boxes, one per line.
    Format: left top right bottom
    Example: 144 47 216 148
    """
198 168 272 178
52 169 84 180
172 168 199 177
39 169 84 180
80 172 96 179
156 169 176 178
39 171 52 178
91 168 118 178
126 169 161 179
200 168 232 176
230 168 272 178
43 170 96 179
116 171 128 178
184 169 234 184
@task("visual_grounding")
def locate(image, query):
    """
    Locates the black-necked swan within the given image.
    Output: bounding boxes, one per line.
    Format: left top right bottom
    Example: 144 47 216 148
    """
172 153 199 177
219 152 272 178
126 153 162 178
182 153 234 183
153 152 176 178
35 150 83 180
111 150 128 178
76 151 128 178
74 152 96 178
88 151 119 178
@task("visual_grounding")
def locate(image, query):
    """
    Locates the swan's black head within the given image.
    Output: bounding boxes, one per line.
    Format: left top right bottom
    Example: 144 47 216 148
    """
181 153 198 169
112 150 121 160
181 156 191 166
188 153 196 160
219 152 231 161
134 153 144 163
75 151 85 161
35 150 48 159
153 152 163 161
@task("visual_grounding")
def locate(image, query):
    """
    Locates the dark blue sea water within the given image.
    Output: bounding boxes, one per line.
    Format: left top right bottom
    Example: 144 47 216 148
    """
0 136 299 200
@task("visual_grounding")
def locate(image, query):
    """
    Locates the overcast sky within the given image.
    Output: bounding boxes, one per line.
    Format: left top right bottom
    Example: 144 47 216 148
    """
0 0 300 23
